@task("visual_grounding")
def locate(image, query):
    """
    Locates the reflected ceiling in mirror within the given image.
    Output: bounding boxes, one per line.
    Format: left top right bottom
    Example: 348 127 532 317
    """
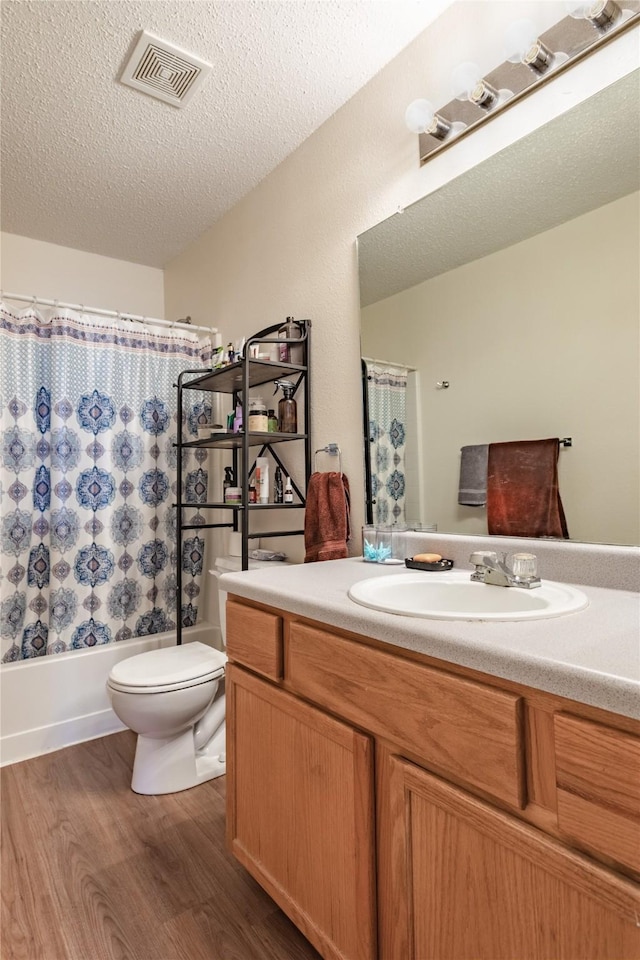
358 70 640 546
360 72 639 308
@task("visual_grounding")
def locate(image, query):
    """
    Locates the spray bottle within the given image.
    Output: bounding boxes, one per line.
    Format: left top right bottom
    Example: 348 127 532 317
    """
274 379 297 434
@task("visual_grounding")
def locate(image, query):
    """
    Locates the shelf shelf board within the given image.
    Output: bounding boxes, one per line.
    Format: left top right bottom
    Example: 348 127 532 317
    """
248 502 305 509
182 431 307 449
175 501 304 510
175 502 245 510
183 359 306 393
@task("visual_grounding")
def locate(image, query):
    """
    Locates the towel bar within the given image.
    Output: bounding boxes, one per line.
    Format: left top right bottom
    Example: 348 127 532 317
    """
314 444 342 474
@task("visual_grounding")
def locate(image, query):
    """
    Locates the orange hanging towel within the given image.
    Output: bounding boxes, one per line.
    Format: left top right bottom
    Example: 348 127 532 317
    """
304 471 351 562
487 438 569 539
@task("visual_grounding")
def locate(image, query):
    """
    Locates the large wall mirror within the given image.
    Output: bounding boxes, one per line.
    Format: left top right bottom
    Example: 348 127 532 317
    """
358 69 639 547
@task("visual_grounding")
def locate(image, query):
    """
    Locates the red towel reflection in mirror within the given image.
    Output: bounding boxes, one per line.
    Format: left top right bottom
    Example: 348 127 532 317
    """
487 439 569 539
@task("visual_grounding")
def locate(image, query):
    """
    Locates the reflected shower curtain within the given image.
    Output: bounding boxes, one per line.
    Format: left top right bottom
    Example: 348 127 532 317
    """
0 303 213 661
365 361 408 525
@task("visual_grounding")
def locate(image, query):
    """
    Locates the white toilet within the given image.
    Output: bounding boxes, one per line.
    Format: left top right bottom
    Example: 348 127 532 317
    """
107 641 227 795
107 552 287 796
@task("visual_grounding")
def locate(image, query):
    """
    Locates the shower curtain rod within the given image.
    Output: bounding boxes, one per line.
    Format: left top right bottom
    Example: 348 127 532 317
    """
1 291 216 335
362 355 417 372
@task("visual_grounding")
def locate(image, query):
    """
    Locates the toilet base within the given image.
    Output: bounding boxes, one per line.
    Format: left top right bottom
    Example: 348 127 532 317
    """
131 723 226 795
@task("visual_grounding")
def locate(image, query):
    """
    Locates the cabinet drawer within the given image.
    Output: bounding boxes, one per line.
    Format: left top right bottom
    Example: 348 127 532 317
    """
554 713 640 873
226 599 283 681
287 622 524 808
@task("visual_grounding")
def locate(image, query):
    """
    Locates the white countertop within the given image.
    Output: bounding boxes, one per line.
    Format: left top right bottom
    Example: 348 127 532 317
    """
219 556 640 720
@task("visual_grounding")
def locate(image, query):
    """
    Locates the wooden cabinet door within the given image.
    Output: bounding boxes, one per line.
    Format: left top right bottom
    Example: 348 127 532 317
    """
226 664 376 960
385 755 640 960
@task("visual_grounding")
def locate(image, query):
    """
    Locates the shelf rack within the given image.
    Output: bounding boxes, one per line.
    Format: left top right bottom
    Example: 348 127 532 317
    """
175 320 311 643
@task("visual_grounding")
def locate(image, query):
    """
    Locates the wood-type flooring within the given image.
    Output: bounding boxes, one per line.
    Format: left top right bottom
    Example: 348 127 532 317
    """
1 730 321 960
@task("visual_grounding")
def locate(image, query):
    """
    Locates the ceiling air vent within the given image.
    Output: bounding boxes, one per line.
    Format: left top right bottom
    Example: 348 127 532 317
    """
120 30 212 108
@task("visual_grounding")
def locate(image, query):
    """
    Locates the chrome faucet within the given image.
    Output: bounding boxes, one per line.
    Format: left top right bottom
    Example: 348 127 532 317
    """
469 551 541 589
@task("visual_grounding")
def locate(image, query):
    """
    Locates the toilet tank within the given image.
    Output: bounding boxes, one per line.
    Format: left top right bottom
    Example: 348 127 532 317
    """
209 555 289 643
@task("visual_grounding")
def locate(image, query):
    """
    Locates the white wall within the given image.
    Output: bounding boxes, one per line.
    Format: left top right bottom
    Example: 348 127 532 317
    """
1 232 165 317
362 193 640 546
163 4 639 561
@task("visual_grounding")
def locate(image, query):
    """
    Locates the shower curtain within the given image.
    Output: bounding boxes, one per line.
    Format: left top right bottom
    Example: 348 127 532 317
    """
365 361 409 525
0 303 213 661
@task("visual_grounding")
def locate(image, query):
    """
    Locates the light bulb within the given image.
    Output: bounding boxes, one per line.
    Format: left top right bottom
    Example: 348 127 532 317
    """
504 19 539 63
451 61 500 109
565 0 621 26
565 1 592 16
404 99 436 134
504 19 555 73
404 99 452 140
451 62 482 101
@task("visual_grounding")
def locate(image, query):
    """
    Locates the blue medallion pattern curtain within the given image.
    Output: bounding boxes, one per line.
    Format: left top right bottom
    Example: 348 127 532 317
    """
0 303 213 661
365 361 409 525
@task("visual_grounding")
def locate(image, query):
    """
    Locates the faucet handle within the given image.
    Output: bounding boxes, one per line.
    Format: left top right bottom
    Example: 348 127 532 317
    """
469 550 498 567
510 552 538 579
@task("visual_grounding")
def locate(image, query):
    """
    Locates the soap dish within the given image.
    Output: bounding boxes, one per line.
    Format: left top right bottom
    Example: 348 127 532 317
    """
405 557 454 572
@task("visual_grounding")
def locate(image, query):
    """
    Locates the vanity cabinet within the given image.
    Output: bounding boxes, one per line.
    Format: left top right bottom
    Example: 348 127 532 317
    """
226 661 377 960
225 597 640 960
384 756 640 960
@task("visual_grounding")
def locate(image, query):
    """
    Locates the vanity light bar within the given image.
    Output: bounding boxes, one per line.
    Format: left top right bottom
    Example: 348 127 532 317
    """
411 6 640 165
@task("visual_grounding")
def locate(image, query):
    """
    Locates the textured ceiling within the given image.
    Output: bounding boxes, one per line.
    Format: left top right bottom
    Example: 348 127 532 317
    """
0 0 455 267
358 69 640 306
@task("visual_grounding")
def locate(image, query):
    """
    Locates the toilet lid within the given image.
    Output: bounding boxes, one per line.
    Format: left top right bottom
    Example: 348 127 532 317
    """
109 641 226 690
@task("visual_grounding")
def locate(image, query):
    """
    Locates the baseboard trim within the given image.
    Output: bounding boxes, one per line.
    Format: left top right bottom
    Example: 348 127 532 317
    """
0 621 217 767
0 708 127 767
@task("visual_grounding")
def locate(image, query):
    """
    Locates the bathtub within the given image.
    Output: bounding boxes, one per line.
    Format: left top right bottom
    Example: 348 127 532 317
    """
0 622 219 767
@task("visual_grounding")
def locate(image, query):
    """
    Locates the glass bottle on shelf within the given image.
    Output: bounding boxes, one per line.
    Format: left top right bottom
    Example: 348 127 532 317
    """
284 476 293 504
275 380 297 433
278 317 304 363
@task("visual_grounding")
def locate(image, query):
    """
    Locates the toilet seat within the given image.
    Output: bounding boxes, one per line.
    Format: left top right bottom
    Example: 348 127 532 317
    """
108 641 226 695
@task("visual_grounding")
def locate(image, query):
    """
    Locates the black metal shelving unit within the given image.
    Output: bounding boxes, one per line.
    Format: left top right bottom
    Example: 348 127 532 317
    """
175 320 311 644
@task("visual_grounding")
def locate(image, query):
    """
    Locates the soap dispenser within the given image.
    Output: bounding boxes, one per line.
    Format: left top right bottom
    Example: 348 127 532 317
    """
274 379 297 434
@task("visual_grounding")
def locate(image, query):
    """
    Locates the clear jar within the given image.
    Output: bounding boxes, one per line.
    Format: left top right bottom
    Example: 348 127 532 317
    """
391 523 411 562
224 486 242 504
362 524 377 561
247 398 268 433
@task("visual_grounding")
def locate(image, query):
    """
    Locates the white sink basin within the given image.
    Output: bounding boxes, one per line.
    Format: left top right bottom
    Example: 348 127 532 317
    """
348 571 589 621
